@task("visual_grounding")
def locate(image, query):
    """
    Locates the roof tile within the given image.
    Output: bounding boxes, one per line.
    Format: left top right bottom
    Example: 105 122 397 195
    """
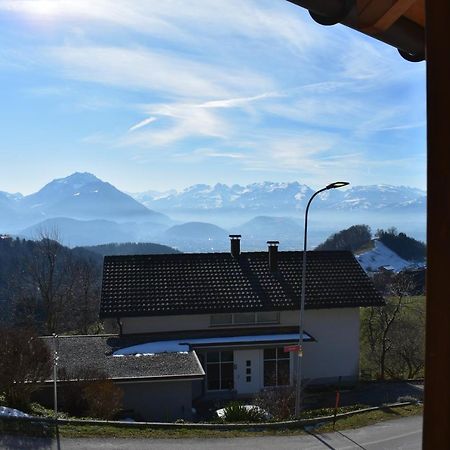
100 250 383 318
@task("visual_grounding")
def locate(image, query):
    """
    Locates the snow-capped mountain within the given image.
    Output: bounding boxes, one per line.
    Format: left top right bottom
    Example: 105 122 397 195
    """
0 174 426 250
20 172 170 223
329 185 426 210
132 182 426 212
0 172 170 231
132 181 314 211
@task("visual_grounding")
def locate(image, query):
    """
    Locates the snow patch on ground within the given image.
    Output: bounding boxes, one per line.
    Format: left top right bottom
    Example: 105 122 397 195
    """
356 240 424 273
0 406 29 418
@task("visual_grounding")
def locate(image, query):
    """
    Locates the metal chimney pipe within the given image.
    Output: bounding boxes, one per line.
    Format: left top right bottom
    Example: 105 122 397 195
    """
229 235 241 258
267 241 280 271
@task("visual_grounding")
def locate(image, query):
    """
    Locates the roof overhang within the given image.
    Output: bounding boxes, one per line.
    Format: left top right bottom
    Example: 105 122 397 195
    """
112 332 315 356
287 0 425 61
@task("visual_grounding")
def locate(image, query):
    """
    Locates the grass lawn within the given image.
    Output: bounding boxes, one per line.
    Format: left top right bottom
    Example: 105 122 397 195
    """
56 403 423 439
1 403 422 439
315 403 423 433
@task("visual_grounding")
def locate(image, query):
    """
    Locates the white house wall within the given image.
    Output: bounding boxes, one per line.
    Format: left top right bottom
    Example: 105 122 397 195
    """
107 314 211 334
106 310 302 335
301 308 360 383
105 307 361 386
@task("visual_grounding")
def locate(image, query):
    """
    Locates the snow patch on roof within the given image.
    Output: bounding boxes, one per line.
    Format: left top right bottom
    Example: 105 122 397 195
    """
113 333 311 356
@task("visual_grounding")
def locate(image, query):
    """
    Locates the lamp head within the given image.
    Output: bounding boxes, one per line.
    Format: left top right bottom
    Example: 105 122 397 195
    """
325 181 350 190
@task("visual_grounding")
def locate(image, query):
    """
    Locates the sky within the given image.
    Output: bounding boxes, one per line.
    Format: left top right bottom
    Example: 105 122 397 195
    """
0 0 426 195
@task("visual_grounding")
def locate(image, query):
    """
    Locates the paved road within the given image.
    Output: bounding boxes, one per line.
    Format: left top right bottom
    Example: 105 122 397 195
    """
0 415 422 450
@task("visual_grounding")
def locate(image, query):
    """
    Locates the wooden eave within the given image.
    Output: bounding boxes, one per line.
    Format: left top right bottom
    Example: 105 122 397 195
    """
287 0 425 61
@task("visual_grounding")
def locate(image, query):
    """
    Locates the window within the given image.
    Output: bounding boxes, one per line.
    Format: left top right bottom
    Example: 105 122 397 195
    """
210 312 279 326
234 312 256 324
256 311 279 323
205 351 234 390
210 314 232 326
263 347 290 386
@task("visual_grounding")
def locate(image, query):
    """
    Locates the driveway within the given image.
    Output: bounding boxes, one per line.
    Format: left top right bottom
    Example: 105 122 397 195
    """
0 415 422 450
303 380 424 410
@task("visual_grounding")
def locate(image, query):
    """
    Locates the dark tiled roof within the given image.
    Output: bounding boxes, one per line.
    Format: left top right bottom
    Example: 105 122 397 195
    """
41 335 204 381
100 251 383 318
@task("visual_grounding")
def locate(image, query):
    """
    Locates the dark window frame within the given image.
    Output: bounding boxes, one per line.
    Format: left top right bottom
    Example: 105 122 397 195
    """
263 347 291 387
205 351 234 391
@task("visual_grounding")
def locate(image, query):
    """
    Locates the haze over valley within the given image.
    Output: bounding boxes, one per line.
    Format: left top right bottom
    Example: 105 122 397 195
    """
0 172 426 251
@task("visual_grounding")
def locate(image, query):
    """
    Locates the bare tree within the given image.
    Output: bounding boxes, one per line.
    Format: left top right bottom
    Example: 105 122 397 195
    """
386 299 425 379
72 258 101 334
0 327 52 410
25 234 74 333
361 272 420 380
18 231 101 334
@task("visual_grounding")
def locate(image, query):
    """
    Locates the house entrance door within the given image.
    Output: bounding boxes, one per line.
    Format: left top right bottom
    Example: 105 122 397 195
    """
234 349 262 394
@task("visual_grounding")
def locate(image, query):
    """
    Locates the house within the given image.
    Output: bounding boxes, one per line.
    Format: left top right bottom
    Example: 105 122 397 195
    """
45 236 383 421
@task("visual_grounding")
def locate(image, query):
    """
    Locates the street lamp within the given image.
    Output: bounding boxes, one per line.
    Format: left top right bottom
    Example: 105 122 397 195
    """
53 333 59 420
294 181 349 418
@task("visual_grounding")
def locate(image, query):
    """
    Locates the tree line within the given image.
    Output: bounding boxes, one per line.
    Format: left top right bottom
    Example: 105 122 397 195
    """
360 270 425 380
0 234 102 335
315 224 426 263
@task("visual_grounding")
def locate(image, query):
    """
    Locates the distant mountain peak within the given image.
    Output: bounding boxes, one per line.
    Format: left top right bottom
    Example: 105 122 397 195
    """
54 172 101 186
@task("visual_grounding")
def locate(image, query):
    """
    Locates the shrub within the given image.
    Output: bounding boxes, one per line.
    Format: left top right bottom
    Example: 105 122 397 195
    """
57 368 123 419
82 379 123 420
0 327 51 411
219 402 266 423
57 368 104 416
253 386 296 420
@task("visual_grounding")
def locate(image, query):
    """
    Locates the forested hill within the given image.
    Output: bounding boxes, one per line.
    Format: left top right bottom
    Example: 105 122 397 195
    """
315 225 372 252
0 236 181 334
315 225 426 263
0 235 102 334
81 242 180 257
375 228 426 261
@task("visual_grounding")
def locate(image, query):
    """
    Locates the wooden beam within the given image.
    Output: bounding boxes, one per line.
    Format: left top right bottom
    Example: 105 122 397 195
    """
372 0 417 32
423 0 450 448
360 0 418 33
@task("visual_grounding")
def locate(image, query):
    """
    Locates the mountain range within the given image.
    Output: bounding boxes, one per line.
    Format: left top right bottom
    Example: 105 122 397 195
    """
0 173 426 250
132 182 426 213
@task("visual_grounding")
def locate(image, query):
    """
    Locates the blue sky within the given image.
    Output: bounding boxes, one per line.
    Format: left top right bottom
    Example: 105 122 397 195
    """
0 0 426 194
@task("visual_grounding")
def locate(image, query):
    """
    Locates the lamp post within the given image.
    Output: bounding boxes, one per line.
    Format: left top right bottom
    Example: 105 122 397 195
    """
294 181 349 418
53 333 59 420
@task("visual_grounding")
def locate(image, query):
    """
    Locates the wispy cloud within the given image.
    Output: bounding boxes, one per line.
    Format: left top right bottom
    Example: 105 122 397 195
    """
196 92 282 109
128 116 157 132
0 0 426 191
44 45 275 100
0 0 323 54
122 103 229 148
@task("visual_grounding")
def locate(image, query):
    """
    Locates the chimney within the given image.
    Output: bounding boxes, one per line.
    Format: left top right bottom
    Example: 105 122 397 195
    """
267 241 280 271
229 235 241 258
